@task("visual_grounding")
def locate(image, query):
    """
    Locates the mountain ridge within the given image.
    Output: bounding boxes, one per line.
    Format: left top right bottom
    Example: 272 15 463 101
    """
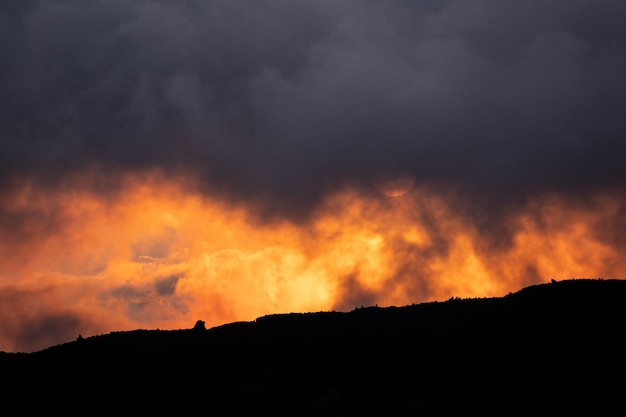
1 278 625 415
23 277 623 354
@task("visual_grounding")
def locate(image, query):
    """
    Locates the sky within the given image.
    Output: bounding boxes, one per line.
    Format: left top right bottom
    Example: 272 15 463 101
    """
1 0 626 352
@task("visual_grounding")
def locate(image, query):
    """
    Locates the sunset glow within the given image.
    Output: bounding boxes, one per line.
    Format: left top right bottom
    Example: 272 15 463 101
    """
2 0 625 354
1 173 623 352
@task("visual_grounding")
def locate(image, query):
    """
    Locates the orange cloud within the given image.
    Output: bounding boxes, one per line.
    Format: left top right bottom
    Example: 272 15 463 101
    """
1 173 624 352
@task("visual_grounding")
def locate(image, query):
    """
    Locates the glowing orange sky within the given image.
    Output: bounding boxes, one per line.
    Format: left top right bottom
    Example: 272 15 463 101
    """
1 173 624 352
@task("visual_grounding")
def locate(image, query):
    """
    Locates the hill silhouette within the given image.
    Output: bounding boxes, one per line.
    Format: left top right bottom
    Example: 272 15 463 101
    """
1 278 625 415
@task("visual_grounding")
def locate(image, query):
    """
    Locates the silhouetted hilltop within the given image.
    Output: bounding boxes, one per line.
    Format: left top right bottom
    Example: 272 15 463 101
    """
1 278 625 415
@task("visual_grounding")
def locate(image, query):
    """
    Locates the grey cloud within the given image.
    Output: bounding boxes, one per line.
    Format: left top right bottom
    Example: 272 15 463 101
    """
0 0 625 219
109 274 187 321
155 275 180 296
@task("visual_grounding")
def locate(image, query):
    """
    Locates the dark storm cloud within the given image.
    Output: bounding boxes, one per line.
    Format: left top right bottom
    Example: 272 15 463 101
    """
1 0 625 217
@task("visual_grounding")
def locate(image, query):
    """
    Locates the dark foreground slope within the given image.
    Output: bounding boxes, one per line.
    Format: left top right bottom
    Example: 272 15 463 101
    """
1 279 625 416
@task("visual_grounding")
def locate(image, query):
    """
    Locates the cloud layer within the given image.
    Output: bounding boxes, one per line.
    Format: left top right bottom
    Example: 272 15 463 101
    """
2 0 626 351
1 0 625 215
2 181 624 352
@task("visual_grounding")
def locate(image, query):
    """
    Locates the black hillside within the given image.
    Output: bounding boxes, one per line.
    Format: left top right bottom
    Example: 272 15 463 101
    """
1 278 625 415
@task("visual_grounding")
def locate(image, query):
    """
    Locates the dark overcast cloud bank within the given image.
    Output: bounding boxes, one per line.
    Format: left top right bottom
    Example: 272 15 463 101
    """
1 0 626 216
